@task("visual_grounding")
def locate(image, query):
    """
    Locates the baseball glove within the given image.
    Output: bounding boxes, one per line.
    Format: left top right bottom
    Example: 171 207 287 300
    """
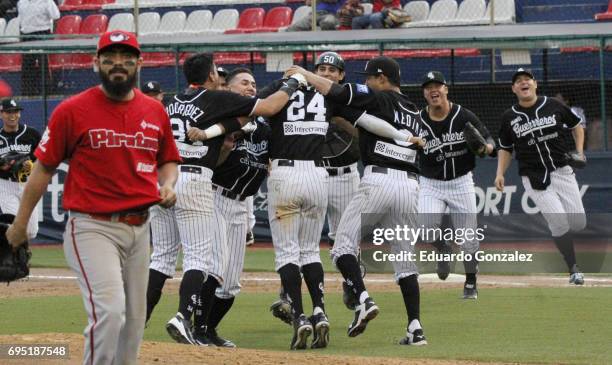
565 151 586 169
463 122 488 158
0 151 33 183
0 220 31 283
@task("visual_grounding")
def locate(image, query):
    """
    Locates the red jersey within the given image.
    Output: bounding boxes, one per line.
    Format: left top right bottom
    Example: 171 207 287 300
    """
35 87 181 213
373 0 400 12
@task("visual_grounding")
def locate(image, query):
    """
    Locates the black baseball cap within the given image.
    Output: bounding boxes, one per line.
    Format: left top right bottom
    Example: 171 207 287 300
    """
512 68 535 83
0 98 22 112
355 56 401 85
421 71 447 87
217 67 229 77
141 81 162 94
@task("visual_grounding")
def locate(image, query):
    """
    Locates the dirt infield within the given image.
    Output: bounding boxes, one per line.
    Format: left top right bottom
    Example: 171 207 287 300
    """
0 333 516 365
2 268 612 300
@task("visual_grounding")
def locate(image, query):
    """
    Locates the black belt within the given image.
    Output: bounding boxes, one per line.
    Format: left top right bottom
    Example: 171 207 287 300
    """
277 159 325 167
371 166 418 180
326 166 353 176
180 165 203 174
213 185 247 201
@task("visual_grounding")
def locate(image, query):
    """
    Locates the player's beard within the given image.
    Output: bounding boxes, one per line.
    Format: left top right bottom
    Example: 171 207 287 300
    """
100 68 137 99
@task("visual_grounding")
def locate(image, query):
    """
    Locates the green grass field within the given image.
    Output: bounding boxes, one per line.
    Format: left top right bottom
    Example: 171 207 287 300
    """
13 246 612 364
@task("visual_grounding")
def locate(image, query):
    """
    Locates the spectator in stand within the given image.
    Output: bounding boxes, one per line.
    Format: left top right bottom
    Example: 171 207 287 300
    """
352 0 401 29
337 0 364 30
17 0 60 96
287 0 345 32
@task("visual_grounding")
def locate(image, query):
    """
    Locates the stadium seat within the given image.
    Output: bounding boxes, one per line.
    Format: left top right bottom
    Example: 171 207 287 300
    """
560 46 600 53
0 53 21 72
83 0 115 11
107 13 135 32
447 0 485 25
472 0 516 24
214 52 265 64
0 18 6 36
55 15 82 38
151 11 187 36
225 7 265 34
401 1 430 27
279 5 310 31
0 17 20 43
422 0 458 26
209 9 239 34
80 14 109 35
251 6 292 32
363 2 373 15
138 12 161 36
59 0 84 11
595 1 612 20
142 52 175 67
178 10 213 36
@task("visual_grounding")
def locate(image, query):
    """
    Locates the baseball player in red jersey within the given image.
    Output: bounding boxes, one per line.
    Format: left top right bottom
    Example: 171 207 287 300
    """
5 30 181 365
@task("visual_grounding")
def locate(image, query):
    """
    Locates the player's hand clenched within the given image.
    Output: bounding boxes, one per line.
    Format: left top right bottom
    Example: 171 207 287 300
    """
494 175 505 192
158 185 177 208
187 127 207 142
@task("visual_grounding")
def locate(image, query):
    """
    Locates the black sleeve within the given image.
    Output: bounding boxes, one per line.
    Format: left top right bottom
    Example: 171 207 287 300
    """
207 91 258 120
329 103 365 124
464 108 491 139
257 79 284 99
497 111 514 152
551 97 581 128
342 83 380 110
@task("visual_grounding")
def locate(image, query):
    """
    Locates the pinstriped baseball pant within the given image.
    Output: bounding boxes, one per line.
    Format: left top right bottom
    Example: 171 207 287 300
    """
331 165 420 283
417 172 479 254
149 167 227 282
522 165 586 237
267 160 329 271
326 163 360 241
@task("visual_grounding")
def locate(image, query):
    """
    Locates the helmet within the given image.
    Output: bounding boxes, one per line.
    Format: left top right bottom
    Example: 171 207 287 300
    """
315 52 345 71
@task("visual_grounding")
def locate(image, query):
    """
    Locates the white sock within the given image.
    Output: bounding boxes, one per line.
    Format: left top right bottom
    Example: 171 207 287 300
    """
359 291 369 304
313 306 324 315
408 319 422 333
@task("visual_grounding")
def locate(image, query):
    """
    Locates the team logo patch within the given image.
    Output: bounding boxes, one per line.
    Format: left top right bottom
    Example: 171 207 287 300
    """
284 124 295 134
110 32 129 43
356 84 369 94
427 72 435 79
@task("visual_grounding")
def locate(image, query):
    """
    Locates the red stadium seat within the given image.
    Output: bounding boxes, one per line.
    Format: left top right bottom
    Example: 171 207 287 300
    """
225 8 265 34
59 0 84 11
595 1 612 20
338 51 379 60
251 6 293 32
142 52 175 67
80 0 114 11
71 54 95 69
55 15 82 38
214 52 265 64
0 54 21 72
560 46 600 53
80 14 108 35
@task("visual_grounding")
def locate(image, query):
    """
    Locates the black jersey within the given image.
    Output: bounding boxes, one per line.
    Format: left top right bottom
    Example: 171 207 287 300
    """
0 124 41 181
321 121 360 167
166 87 258 169
212 118 270 197
258 80 362 161
419 103 492 180
340 83 421 173
498 96 581 189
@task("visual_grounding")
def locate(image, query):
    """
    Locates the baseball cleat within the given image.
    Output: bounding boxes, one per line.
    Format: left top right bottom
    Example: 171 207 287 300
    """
347 297 379 337
436 244 452 280
206 328 236 348
246 231 255 246
569 265 584 285
310 312 330 349
166 312 196 345
290 314 313 350
342 281 358 310
270 298 294 325
463 282 478 299
399 328 428 346
193 332 213 346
